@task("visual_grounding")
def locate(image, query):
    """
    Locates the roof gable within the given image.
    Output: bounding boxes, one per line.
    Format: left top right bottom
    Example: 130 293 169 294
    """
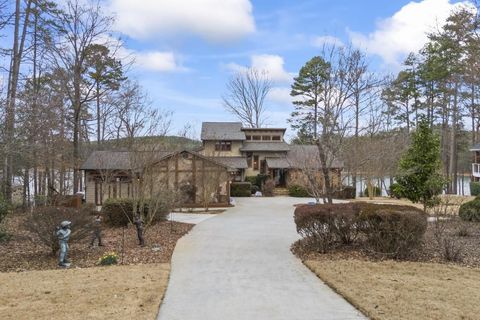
201 122 246 141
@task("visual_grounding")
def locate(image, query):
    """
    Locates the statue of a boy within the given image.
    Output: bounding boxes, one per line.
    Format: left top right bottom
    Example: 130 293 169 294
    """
56 220 71 267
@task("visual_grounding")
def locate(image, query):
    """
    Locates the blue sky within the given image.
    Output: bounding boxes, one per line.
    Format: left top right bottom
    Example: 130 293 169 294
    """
0 0 470 138
92 0 477 137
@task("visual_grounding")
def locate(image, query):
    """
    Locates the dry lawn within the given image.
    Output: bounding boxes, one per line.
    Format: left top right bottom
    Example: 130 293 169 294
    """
0 263 169 320
305 259 480 320
351 195 474 215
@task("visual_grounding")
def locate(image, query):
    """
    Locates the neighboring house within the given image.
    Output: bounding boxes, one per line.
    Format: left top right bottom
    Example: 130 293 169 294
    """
81 122 344 207
471 144 480 180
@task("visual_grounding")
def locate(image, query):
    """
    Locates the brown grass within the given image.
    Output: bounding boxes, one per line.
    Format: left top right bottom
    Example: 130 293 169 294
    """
0 263 169 320
351 195 475 215
305 259 480 320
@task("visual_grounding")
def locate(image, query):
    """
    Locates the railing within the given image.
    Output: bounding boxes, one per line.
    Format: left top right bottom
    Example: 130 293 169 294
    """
472 163 480 177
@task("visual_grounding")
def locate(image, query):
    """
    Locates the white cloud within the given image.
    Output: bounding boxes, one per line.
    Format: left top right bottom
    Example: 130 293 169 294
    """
107 0 255 42
348 0 475 65
311 35 344 48
267 87 293 105
135 51 187 72
226 54 293 83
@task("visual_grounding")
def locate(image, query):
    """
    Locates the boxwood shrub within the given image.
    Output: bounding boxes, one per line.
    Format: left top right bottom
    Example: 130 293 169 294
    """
288 185 310 197
103 198 170 227
470 182 480 197
231 182 252 197
294 202 427 259
459 197 480 222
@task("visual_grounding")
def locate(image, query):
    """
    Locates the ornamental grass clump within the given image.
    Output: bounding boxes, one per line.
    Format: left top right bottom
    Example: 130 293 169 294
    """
98 252 118 266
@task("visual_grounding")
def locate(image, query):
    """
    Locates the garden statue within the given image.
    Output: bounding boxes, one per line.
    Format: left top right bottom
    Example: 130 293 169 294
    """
134 213 145 247
56 220 71 267
90 214 103 247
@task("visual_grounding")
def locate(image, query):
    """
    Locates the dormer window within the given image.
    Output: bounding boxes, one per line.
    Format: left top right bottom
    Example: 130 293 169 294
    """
215 141 232 151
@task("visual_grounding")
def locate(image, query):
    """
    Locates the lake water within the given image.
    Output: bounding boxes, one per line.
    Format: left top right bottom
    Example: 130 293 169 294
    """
344 175 472 197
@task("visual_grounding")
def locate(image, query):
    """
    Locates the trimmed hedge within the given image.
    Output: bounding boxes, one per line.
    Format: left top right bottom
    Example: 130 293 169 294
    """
289 185 310 197
231 182 252 197
470 182 480 197
294 202 427 258
102 198 170 227
358 203 427 259
459 197 480 222
103 198 134 227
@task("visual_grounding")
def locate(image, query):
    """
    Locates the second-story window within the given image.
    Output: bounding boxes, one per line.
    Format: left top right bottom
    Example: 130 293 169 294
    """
215 141 232 151
272 136 281 141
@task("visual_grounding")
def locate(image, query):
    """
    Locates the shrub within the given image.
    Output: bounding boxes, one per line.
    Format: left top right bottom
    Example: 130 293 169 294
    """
459 198 480 222
251 184 260 194
294 204 338 253
470 182 480 196
231 182 251 197
179 184 196 203
0 196 10 224
24 206 93 255
289 185 309 197
364 186 381 197
0 230 11 242
262 178 275 197
98 252 118 265
103 198 135 227
389 183 401 199
245 176 257 186
358 203 427 259
294 202 427 259
333 186 356 199
255 174 268 187
103 198 170 227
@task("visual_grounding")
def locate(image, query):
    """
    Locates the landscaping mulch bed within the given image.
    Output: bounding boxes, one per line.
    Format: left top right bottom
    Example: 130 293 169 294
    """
293 219 480 267
0 213 193 272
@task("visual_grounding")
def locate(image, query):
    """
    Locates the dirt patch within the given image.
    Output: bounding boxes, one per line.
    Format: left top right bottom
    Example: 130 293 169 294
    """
0 263 169 320
304 259 480 320
0 213 193 272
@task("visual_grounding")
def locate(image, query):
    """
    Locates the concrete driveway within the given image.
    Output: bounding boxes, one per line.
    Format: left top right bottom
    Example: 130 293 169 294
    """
157 197 366 320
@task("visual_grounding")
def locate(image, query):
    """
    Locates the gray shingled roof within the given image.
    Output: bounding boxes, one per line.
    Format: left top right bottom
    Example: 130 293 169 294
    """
240 142 290 152
286 145 343 169
265 157 290 169
201 122 246 141
212 157 248 169
81 151 133 170
81 150 174 170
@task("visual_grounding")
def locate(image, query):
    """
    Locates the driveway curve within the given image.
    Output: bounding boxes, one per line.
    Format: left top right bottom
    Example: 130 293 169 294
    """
157 197 365 320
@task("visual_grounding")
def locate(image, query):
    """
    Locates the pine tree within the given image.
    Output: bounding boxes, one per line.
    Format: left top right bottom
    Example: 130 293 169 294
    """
392 117 446 212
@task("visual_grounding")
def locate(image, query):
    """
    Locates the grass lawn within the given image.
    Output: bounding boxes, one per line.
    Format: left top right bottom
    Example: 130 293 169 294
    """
305 259 480 320
0 264 169 320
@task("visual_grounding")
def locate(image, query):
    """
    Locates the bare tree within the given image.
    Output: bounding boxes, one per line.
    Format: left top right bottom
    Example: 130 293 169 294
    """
45 0 114 193
222 68 271 128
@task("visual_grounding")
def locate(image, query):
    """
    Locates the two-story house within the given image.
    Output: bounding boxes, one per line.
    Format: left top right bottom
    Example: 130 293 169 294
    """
199 122 343 188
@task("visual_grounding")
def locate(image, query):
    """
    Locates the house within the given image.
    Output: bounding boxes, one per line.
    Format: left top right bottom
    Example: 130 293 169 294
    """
81 122 344 207
470 144 480 180
81 149 237 207
199 122 343 188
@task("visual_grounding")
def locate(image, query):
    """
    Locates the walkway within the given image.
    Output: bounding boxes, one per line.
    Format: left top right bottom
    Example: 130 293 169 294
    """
157 197 366 320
